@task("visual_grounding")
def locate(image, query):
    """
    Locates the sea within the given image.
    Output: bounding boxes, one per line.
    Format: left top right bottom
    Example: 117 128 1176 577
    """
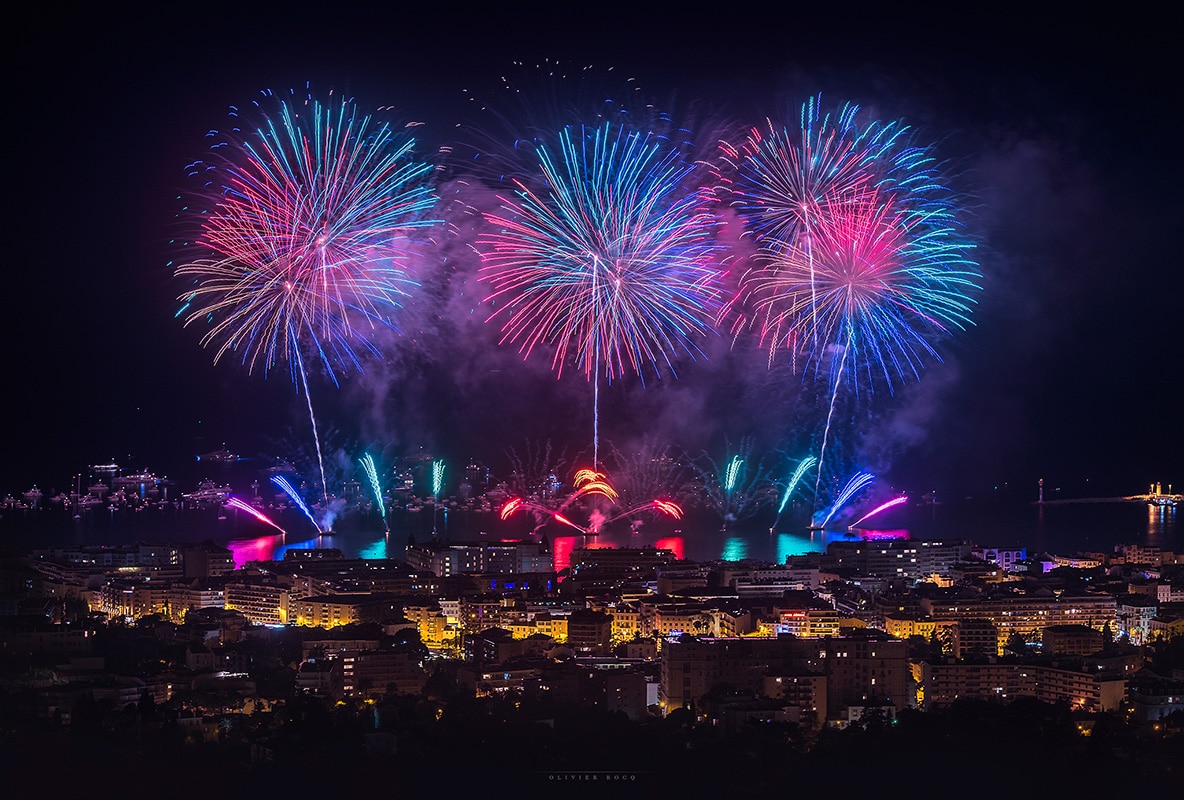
2 486 1178 573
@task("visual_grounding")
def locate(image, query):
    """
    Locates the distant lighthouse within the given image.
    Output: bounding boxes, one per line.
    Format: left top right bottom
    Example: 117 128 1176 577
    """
1038 478 1044 504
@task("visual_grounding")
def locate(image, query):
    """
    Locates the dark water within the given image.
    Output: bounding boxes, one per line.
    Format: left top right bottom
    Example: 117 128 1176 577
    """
3 493 1178 571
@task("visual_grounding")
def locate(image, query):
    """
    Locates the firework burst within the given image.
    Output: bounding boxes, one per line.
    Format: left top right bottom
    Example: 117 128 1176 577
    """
478 120 725 466
721 94 952 258
746 193 980 391
176 88 438 380
175 88 439 498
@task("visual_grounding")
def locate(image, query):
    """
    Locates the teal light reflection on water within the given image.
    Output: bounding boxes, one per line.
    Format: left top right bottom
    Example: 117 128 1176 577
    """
722 537 748 561
775 532 829 561
358 536 389 560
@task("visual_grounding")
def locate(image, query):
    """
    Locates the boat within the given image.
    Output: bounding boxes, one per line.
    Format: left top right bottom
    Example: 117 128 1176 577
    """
196 447 241 464
182 480 232 508
264 458 298 475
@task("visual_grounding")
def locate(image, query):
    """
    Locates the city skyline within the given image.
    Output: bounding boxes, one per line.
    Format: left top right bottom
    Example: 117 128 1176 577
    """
6 7 1180 503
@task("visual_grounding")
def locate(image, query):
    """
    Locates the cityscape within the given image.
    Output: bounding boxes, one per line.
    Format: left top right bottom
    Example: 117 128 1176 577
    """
5 5 1181 798
1 452 1181 794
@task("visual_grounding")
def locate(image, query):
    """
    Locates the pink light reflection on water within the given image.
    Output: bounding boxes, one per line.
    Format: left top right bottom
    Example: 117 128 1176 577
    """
551 534 686 578
228 534 284 569
654 537 685 560
228 534 329 568
857 528 910 541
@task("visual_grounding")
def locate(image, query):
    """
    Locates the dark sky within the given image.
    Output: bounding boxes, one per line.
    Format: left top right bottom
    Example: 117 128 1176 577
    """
5 6 1181 501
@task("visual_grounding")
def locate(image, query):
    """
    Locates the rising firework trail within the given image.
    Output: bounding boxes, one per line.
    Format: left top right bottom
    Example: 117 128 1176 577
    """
359 453 387 531
849 495 908 528
225 497 286 534
271 475 323 534
815 471 875 529
175 87 438 502
479 120 725 468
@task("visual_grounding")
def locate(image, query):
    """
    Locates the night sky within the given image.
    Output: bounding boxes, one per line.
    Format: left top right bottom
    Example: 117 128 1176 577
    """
6 6 1180 502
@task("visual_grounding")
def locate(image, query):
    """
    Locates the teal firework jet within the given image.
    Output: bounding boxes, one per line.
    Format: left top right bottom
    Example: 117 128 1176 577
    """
360 453 387 530
778 456 817 514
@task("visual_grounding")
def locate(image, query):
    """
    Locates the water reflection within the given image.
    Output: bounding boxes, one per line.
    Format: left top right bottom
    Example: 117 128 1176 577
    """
548 533 688 574
772 528 910 562
358 535 390 560
653 538 686 561
227 532 328 568
722 537 748 562
217 499 1179 569
227 525 915 570
228 533 285 568
1148 503 1177 537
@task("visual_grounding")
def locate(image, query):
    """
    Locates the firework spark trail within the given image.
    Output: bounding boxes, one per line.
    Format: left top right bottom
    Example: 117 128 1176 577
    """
772 455 817 531
817 471 875 528
175 89 438 501
571 469 618 503
501 498 588 533
226 497 286 534
432 459 445 534
359 453 387 529
602 498 683 525
498 467 654 534
778 456 817 514
850 495 908 527
500 495 681 535
479 120 724 463
271 475 323 534
724 456 743 495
